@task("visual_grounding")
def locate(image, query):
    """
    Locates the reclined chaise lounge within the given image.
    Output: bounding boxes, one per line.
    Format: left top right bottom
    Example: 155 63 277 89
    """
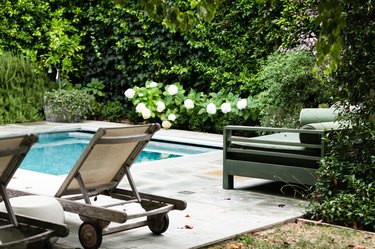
52 124 187 249
0 134 69 248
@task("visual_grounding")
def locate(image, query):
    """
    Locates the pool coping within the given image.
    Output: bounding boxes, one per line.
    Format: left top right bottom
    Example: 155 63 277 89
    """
0 121 223 149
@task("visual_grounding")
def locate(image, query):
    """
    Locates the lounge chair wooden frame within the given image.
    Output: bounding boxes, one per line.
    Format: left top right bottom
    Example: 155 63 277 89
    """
223 126 326 189
52 124 187 249
0 134 69 248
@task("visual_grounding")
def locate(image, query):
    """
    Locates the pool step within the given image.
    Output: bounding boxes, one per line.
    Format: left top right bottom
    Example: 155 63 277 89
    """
67 132 94 139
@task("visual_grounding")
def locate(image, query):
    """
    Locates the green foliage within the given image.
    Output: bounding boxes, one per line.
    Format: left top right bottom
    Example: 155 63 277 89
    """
125 82 258 133
0 0 85 83
0 52 49 124
315 0 346 74
307 1 375 232
255 51 332 127
78 1 192 98
0 0 321 129
97 100 127 122
80 78 106 98
307 120 375 231
44 89 95 122
40 8 84 80
132 0 223 31
0 0 319 105
0 0 50 58
184 0 319 94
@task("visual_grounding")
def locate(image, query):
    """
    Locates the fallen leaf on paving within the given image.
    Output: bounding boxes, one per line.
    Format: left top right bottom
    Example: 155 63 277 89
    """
184 225 193 229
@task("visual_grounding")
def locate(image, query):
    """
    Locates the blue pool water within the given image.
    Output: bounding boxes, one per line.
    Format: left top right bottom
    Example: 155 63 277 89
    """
20 131 216 175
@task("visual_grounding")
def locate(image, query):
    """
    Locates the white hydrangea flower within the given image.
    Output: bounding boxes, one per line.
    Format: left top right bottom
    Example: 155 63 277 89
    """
135 103 146 113
184 99 195 109
141 107 151 119
167 84 178 95
221 102 232 114
162 120 172 129
156 101 166 112
124 88 135 99
147 81 158 88
236 99 247 110
206 103 217 115
168 114 176 121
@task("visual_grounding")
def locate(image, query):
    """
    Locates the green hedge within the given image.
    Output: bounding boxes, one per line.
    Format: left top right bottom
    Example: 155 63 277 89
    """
255 51 332 128
0 0 318 100
306 1 375 232
0 52 50 124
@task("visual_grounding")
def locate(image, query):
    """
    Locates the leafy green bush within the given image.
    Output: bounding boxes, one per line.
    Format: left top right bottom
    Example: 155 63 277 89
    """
124 81 258 133
307 1 375 232
0 0 85 82
307 118 375 231
184 0 319 94
0 52 50 124
255 51 332 127
44 89 95 122
97 101 127 122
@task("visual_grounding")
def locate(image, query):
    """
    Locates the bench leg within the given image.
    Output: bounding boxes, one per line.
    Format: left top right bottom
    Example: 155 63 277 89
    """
223 174 234 189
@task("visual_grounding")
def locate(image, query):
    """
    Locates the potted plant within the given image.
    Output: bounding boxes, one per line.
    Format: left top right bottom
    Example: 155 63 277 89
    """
44 89 95 122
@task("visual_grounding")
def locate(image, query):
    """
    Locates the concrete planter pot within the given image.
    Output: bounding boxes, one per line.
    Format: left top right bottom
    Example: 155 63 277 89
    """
44 89 95 123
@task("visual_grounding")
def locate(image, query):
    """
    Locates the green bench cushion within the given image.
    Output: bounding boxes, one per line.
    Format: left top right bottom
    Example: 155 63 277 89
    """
299 121 342 144
299 108 338 126
229 132 320 168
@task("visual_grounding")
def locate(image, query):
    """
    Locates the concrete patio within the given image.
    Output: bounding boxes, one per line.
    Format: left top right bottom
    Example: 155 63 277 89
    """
1 121 307 249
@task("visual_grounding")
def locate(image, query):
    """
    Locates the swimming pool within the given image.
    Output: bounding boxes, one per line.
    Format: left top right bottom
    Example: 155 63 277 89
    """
20 131 217 175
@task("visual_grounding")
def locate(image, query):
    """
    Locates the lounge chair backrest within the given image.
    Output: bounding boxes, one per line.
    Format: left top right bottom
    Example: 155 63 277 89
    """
55 124 160 197
0 134 37 187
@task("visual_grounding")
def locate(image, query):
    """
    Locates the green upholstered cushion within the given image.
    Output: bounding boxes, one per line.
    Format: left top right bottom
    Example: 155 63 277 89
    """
229 132 321 168
299 121 341 144
299 108 338 126
302 121 342 130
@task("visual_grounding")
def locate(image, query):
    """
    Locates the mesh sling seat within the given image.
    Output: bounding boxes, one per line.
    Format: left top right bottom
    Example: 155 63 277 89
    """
0 134 69 248
53 124 187 249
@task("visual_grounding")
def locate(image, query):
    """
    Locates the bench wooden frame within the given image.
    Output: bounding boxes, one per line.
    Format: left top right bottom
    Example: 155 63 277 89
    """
223 126 326 189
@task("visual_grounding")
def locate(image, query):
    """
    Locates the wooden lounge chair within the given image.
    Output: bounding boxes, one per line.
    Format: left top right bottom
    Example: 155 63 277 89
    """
52 124 187 249
0 134 69 248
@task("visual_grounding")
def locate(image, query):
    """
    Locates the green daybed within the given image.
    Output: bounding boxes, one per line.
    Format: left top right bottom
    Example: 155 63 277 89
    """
223 108 341 189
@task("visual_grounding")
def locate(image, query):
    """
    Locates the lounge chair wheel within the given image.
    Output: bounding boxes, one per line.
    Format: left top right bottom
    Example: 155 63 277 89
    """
147 213 169 234
78 221 103 249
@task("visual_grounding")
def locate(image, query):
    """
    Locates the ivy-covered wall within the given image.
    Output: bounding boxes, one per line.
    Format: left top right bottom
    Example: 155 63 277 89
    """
0 0 318 102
